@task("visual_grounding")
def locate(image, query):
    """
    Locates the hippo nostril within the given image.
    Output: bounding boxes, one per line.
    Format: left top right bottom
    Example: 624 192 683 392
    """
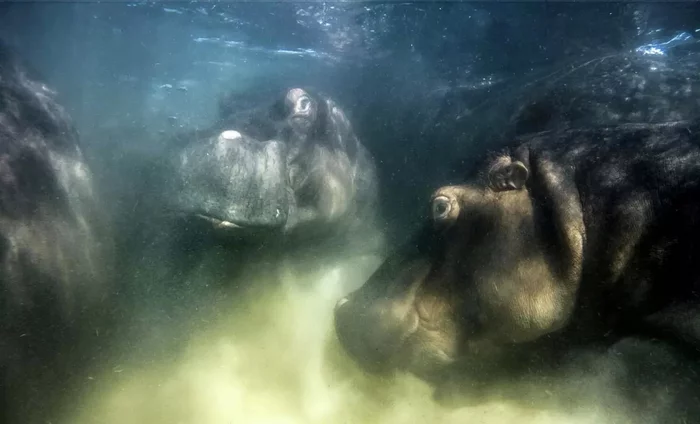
335 297 349 310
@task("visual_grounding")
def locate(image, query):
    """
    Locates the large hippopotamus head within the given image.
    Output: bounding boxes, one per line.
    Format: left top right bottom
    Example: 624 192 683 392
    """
162 87 378 246
333 146 585 383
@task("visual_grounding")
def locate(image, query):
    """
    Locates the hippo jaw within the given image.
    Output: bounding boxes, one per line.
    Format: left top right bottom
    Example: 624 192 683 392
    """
191 205 286 232
333 224 462 379
193 213 244 230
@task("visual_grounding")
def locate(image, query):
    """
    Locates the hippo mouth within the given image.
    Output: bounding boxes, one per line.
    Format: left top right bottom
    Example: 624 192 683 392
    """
334 288 459 380
193 213 245 230
333 224 464 381
191 212 286 232
335 310 458 383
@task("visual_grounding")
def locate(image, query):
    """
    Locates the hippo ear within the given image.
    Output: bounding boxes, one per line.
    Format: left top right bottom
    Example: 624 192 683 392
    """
488 158 529 191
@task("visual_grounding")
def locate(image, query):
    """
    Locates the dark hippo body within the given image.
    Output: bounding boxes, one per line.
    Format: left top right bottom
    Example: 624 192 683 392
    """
441 46 700 175
335 49 700 422
0 41 115 423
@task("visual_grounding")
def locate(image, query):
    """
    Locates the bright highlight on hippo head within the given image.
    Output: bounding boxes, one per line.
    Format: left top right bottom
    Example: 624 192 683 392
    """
218 129 243 142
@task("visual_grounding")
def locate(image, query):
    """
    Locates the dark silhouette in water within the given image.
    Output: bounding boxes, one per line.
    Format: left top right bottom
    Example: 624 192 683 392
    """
0 40 115 424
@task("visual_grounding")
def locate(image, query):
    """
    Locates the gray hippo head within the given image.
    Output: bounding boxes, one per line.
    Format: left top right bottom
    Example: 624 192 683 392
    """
160 86 379 254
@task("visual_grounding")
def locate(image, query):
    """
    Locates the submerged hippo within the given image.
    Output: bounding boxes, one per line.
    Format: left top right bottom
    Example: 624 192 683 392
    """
0 41 115 424
121 87 383 297
161 87 381 253
334 50 700 421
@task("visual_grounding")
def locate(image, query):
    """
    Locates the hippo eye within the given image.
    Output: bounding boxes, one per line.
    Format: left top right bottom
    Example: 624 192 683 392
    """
298 96 311 112
432 196 452 221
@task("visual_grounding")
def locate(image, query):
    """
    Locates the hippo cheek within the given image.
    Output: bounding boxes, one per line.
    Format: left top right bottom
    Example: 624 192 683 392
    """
397 292 463 379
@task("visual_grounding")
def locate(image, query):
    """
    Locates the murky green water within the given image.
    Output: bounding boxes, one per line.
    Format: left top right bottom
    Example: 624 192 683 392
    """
58 252 632 424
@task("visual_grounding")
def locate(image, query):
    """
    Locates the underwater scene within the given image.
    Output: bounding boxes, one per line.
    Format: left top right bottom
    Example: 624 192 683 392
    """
2 2 700 423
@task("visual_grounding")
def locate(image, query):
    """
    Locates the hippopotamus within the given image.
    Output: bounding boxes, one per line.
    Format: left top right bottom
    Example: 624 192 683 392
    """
334 50 700 421
159 87 381 254
0 41 115 423
111 86 383 320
